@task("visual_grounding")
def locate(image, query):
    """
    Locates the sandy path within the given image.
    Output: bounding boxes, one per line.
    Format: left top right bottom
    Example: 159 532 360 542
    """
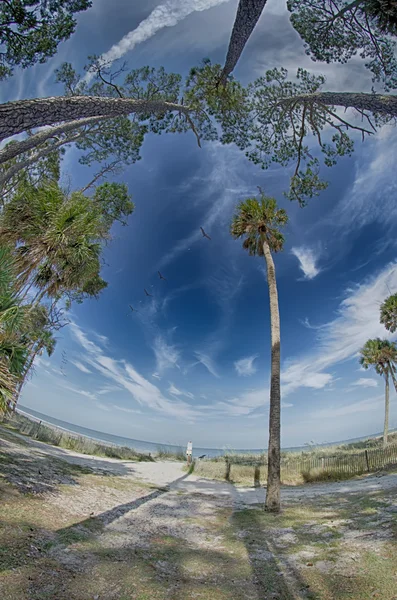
4 426 397 503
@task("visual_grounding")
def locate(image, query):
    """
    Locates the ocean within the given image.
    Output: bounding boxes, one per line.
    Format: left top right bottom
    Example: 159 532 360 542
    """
17 405 388 458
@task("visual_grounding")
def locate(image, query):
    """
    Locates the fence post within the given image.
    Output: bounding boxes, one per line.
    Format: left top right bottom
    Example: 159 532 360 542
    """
225 458 231 481
321 457 324 471
254 465 260 487
365 450 370 472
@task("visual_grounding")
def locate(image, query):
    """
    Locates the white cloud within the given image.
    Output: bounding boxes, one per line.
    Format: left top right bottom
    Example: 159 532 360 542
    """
194 351 220 378
153 336 180 373
70 360 92 374
112 405 142 414
333 126 397 233
158 143 252 270
152 372 161 380
282 262 397 396
311 396 383 419
84 0 230 83
168 383 194 399
291 247 321 280
353 378 379 388
70 323 198 420
234 355 258 377
57 381 97 402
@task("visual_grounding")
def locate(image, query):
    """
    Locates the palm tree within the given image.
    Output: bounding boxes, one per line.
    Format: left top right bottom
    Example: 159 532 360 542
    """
380 293 397 333
359 338 397 448
0 245 29 413
13 306 57 410
0 180 127 304
231 192 288 512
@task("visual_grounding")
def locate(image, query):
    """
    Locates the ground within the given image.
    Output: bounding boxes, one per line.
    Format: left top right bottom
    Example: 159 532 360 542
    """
1 426 397 599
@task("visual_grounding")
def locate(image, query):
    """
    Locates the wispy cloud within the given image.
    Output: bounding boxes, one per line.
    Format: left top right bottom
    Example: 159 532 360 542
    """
56 380 97 402
84 0 230 83
332 126 397 234
352 378 378 388
70 360 92 374
311 395 383 419
194 351 220 378
158 144 252 270
168 383 194 399
70 323 197 420
282 262 397 396
291 246 321 280
234 355 258 377
152 335 180 374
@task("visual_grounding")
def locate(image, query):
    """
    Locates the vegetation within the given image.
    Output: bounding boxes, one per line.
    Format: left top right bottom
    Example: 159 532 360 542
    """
380 292 397 332
156 446 186 461
3 413 152 461
288 0 397 90
0 0 92 80
359 338 397 447
0 162 133 414
231 193 288 512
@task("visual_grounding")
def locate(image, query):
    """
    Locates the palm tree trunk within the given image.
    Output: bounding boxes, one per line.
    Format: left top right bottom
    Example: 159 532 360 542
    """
13 348 39 410
383 371 390 448
220 0 268 85
262 239 281 512
280 92 397 117
0 96 191 142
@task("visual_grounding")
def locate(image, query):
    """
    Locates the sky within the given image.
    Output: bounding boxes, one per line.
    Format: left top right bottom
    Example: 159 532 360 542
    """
5 0 397 449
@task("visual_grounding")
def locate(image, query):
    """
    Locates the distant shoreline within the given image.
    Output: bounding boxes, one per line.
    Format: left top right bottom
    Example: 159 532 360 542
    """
17 405 395 457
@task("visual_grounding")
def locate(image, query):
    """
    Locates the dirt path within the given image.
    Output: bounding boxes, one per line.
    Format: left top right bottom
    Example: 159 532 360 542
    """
2 426 397 599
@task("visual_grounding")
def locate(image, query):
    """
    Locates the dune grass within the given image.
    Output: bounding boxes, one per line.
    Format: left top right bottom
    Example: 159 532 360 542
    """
156 445 186 461
3 413 153 462
195 432 397 486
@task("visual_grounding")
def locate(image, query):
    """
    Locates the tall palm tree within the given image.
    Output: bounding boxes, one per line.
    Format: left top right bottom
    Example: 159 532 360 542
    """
231 192 288 512
359 338 397 448
380 293 397 333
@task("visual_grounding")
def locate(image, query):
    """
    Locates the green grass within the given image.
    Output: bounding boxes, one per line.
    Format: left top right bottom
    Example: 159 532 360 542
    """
2 413 153 462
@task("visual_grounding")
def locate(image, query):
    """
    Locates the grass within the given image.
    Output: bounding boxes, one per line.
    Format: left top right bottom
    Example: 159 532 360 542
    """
155 445 185 461
1 427 397 600
195 434 397 486
2 413 153 462
232 488 397 600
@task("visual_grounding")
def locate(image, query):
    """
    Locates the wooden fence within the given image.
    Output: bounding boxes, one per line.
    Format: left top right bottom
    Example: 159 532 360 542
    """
224 442 397 485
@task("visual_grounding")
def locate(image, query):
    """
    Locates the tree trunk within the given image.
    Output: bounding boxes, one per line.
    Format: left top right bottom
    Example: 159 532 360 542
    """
281 92 397 117
220 0 268 85
262 239 281 513
0 132 83 189
0 116 106 166
0 96 191 142
13 348 39 409
383 371 390 448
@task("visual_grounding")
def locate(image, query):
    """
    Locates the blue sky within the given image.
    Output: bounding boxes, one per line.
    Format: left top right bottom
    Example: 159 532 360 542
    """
5 0 397 448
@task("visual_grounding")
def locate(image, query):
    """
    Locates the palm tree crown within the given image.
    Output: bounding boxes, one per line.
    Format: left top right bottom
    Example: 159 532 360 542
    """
360 338 397 378
230 193 288 254
380 293 397 333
